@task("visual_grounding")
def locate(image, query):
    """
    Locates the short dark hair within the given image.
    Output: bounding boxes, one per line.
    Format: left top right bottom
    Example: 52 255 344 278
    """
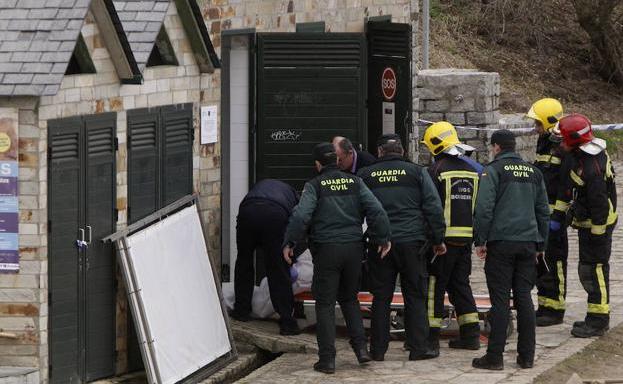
377 134 403 155
313 142 337 166
490 129 516 152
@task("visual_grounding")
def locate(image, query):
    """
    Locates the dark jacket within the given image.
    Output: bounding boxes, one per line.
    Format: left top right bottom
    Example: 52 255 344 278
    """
358 154 445 244
534 133 572 220
567 149 617 236
354 150 376 173
241 179 298 215
428 154 482 244
284 164 390 246
473 152 550 250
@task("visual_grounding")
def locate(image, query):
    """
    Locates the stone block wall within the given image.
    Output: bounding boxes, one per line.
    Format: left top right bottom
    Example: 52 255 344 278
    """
415 69 539 165
0 97 42 369
416 69 500 164
0 2 221 379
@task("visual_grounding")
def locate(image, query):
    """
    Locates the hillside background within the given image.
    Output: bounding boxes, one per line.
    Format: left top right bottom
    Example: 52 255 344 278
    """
427 0 623 124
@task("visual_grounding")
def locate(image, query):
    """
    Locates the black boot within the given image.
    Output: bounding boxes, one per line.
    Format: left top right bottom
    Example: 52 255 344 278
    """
354 346 372 365
448 337 480 350
427 328 440 356
571 322 609 338
409 348 439 361
313 360 335 374
536 314 563 327
516 355 533 369
472 354 504 370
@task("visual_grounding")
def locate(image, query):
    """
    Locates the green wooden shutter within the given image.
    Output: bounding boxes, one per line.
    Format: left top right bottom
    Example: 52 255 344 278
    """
127 108 159 223
161 103 193 206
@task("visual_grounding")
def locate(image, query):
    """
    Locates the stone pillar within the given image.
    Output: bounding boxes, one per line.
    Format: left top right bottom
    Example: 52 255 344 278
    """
415 69 500 164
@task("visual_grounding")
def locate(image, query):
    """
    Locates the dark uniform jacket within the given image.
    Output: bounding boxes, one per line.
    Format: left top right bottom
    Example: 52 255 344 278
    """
284 164 390 246
357 154 445 244
474 151 550 250
354 150 376 173
534 133 572 219
241 179 298 215
566 149 617 236
428 154 482 245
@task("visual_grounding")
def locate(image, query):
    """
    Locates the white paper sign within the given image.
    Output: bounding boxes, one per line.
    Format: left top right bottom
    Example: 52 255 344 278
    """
382 102 395 134
201 105 218 144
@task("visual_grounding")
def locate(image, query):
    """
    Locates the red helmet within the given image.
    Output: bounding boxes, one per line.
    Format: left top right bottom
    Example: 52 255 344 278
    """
558 113 594 148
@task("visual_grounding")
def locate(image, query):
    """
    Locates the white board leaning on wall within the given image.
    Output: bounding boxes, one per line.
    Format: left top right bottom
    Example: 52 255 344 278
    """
120 203 233 384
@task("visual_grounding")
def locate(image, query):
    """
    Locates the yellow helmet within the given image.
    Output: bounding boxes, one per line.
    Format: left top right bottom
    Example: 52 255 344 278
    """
422 121 460 155
526 98 563 131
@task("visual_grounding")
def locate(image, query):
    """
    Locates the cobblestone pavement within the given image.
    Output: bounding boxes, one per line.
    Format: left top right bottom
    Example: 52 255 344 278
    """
235 161 623 384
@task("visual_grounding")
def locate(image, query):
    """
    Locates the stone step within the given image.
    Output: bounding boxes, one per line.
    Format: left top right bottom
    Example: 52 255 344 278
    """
0 367 39 384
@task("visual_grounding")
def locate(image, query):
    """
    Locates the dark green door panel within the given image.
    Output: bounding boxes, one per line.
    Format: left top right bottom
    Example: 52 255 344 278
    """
256 33 367 191
48 117 82 384
161 104 193 205
48 113 117 383
84 113 116 381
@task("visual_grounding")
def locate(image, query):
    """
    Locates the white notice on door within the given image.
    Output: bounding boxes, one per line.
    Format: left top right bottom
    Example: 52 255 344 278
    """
382 102 395 134
201 105 218 144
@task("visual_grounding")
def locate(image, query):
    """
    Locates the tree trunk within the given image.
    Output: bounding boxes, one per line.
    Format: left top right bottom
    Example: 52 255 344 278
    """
572 0 623 86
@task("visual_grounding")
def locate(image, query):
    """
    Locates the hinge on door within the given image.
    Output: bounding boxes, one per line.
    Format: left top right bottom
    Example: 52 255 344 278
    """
115 208 119 223
47 220 51 233
48 292 51 304
47 147 52 161
48 365 51 379
114 137 119 151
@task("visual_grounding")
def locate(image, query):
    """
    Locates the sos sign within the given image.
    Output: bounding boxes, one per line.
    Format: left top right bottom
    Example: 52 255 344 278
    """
381 67 397 101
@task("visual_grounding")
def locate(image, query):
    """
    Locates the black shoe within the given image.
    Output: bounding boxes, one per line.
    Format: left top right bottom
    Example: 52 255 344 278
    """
517 356 533 369
371 353 385 361
472 354 504 370
571 322 609 338
313 360 335 374
448 337 480 350
279 324 302 336
354 347 372 365
229 310 251 322
409 348 439 361
536 315 563 327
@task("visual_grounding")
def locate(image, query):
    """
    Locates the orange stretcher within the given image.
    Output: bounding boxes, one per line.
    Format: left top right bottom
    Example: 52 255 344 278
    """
294 291 515 336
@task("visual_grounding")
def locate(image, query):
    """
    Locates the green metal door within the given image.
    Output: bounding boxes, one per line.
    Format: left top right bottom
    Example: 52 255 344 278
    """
256 33 367 190
48 113 117 383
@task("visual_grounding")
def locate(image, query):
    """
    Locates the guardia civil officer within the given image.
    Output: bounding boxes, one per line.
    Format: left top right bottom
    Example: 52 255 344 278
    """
421 122 482 353
557 114 617 338
526 98 570 326
282 143 391 374
473 130 550 370
358 134 446 361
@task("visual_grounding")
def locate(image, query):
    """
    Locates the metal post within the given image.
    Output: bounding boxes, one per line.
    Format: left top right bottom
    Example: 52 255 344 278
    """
422 0 430 69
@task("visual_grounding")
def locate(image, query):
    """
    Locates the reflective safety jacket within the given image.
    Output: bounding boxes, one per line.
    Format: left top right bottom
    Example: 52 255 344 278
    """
566 149 617 235
428 154 482 244
357 154 446 244
284 164 391 246
474 152 550 250
534 133 569 218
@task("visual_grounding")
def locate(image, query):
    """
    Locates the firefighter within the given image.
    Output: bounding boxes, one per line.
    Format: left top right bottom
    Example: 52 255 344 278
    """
557 114 617 338
473 130 550 370
421 122 482 353
282 143 391 374
358 134 446 361
526 98 569 326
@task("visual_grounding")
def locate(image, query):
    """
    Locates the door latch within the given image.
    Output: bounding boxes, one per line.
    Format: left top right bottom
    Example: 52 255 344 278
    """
76 228 88 251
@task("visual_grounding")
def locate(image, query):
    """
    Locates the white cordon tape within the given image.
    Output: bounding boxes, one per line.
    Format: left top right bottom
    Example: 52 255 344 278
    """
417 119 623 132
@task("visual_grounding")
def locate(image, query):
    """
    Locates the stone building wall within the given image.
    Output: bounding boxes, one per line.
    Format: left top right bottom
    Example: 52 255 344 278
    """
0 96 42 369
0 2 220 379
416 68 537 164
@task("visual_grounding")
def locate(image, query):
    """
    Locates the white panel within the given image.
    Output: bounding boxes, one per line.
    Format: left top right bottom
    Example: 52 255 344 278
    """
228 44 250 283
126 206 231 384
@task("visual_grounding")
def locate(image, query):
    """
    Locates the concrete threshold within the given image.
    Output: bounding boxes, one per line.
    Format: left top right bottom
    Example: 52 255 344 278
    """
0 367 39 384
